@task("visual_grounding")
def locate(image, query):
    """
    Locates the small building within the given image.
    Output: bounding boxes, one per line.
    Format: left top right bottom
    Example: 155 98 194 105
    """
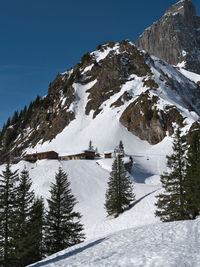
24 151 58 162
84 150 95 160
60 150 95 161
104 151 112 159
59 153 85 161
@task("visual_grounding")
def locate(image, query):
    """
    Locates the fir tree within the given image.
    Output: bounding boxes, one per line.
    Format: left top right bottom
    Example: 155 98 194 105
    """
155 128 189 222
88 140 94 151
0 162 18 266
105 155 135 217
27 197 45 265
14 167 35 266
185 129 200 219
44 167 84 255
119 140 125 156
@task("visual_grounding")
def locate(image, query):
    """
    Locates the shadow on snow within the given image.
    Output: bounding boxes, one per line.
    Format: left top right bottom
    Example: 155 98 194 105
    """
30 237 106 267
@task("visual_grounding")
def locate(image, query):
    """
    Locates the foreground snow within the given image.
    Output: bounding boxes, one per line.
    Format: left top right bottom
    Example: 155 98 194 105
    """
0 154 161 240
30 219 200 267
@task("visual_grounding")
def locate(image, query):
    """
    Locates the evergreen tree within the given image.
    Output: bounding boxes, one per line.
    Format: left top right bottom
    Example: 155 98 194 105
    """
155 128 189 222
185 128 200 219
14 167 35 266
27 197 45 265
88 139 94 151
44 167 84 255
0 162 18 266
11 111 19 125
105 155 135 217
119 140 125 156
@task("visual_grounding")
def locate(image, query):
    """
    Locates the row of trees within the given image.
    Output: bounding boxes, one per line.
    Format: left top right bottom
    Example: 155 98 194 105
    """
0 164 84 267
155 126 200 221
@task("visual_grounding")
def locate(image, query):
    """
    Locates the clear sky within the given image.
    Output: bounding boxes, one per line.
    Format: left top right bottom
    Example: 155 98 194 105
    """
0 0 200 129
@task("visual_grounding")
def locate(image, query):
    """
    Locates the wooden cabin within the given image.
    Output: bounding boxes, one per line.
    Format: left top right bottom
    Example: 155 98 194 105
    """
84 150 95 160
104 152 112 159
59 153 85 160
24 151 58 162
60 150 95 161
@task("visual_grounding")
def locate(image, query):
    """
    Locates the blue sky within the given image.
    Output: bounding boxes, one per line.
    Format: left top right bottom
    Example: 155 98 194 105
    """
0 0 200 129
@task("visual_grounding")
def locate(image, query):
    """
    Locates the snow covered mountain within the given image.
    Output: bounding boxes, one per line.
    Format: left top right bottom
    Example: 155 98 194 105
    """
1 40 199 163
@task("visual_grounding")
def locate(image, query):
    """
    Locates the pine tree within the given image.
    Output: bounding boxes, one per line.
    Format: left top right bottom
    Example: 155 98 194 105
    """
0 162 18 266
155 128 189 222
105 155 135 217
88 140 94 151
184 128 200 219
44 167 84 255
119 140 125 156
14 167 35 266
27 197 45 265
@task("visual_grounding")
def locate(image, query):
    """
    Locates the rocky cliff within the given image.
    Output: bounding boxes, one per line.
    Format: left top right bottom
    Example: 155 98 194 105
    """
135 0 200 74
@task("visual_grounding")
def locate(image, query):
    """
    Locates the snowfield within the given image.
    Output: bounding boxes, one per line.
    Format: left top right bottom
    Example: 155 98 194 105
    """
30 219 200 267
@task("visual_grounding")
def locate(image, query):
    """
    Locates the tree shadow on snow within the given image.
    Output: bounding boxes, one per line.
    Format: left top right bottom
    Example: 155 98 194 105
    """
31 237 106 267
124 189 160 213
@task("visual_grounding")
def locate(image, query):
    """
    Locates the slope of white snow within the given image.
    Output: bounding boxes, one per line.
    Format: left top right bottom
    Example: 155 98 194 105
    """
29 219 200 267
178 67 200 84
0 152 161 240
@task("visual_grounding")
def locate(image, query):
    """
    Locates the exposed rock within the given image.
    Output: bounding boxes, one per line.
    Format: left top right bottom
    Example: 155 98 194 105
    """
120 91 184 145
85 41 153 118
135 0 200 74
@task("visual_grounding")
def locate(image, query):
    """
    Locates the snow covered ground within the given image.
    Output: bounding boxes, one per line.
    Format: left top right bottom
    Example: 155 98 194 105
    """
0 148 162 240
1 131 199 266
30 219 200 267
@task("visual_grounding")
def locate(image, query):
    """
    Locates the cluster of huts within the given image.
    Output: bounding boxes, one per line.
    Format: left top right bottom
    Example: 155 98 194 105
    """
23 150 113 163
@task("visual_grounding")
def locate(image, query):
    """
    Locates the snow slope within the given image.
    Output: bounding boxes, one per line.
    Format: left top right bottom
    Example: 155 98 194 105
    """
178 67 200 84
0 150 162 240
30 219 200 267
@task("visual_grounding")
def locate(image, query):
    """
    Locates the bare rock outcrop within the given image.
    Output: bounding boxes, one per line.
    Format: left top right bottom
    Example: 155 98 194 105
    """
120 91 184 145
135 0 200 74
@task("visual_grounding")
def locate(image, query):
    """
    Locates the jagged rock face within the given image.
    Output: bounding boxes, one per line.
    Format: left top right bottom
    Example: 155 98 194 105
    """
135 0 200 74
85 41 153 118
120 92 184 145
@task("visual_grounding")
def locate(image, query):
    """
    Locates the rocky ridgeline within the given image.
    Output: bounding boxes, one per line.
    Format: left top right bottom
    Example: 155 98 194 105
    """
135 0 200 74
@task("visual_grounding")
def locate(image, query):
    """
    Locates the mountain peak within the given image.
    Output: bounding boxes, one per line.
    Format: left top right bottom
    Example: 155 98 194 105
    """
165 0 196 20
135 0 200 74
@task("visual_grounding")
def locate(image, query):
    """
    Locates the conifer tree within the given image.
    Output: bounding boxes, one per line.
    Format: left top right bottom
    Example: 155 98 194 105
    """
27 197 45 265
105 155 135 217
14 167 35 266
0 162 18 266
119 140 125 156
44 167 84 255
185 128 200 219
155 128 188 222
88 140 94 151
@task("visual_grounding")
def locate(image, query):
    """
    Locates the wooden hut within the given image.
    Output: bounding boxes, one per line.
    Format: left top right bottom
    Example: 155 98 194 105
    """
104 152 112 159
84 150 95 160
60 150 95 161
24 151 58 162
